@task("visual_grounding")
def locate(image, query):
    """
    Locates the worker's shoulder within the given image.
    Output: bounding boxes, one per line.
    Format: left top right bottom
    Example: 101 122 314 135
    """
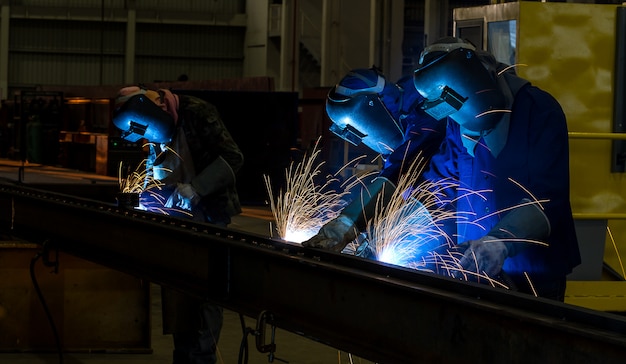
516 83 563 112
179 94 221 119
179 94 218 110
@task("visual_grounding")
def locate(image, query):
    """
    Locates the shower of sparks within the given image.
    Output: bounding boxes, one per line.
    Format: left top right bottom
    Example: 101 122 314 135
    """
117 143 192 217
472 64 528 121
118 158 164 194
475 109 512 119
497 63 528 76
262 131 549 292
348 155 550 291
264 139 350 243
524 272 537 297
358 153 461 269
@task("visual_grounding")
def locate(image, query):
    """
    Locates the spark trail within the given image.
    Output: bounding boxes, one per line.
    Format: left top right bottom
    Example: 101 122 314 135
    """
264 140 350 243
117 143 192 217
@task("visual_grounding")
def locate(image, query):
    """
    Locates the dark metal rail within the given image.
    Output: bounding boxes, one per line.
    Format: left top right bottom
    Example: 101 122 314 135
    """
1 182 626 363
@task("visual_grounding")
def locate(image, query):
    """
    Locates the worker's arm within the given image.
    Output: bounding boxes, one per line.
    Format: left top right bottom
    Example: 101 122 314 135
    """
457 199 551 277
302 177 396 252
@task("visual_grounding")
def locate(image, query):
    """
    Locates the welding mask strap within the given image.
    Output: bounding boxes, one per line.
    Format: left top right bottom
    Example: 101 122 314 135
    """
487 198 551 257
341 177 396 230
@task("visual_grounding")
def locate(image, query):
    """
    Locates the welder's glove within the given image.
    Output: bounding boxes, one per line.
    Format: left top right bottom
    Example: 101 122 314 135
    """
302 215 358 252
457 236 508 278
303 177 395 252
165 183 201 211
456 198 552 279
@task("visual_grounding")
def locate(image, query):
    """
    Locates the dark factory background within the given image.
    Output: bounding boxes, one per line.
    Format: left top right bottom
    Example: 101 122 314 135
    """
0 0 505 204
2 1 626 363
1 0 622 201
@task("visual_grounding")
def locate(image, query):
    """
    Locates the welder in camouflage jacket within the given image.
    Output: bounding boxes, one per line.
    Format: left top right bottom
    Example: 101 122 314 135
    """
113 86 244 364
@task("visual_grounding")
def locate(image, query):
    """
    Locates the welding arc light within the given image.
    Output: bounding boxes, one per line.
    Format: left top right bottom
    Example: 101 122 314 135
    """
375 199 440 269
112 94 175 144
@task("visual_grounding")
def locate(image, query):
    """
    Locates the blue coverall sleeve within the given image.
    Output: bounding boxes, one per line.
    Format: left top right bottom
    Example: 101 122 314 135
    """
378 76 446 184
509 88 581 276
420 121 463 188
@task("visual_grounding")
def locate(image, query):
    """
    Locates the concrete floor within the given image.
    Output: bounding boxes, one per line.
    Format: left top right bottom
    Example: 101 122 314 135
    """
0 283 368 364
0 287 370 364
0 160 375 364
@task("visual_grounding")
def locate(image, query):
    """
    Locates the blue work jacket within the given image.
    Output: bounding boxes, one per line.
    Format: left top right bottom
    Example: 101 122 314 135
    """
379 75 446 184
422 84 581 281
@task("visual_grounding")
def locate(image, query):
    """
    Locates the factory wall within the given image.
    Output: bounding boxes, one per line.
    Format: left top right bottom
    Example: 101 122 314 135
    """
2 0 247 97
7 18 127 86
134 22 245 84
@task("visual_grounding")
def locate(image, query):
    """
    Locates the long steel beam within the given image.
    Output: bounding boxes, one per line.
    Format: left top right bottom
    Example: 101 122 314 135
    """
1 182 626 363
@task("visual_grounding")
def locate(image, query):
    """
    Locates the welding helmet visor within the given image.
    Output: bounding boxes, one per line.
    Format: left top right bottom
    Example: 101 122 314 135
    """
326 68 404 155
326 89 404 155
113 93 175 144
413 42 506 132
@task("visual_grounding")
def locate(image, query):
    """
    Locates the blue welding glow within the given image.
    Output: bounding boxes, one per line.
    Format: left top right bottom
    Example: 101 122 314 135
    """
377 235 434 267
378 242 418 266
371 199 442 268
339 116 353 125
284 228 319 244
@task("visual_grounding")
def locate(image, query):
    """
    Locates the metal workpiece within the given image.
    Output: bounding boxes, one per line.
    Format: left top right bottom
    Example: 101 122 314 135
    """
2 183 626 363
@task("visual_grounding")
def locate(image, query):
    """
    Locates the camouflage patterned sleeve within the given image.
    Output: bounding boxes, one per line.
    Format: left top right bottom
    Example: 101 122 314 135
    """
179 95 244 176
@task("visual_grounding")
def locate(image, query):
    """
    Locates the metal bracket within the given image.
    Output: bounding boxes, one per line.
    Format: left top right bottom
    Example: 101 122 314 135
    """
254 310 282 362
37 239 60 274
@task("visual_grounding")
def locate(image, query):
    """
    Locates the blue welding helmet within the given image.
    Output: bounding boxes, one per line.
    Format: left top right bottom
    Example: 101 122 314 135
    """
326 68 404 155
112 93 175 144
413 38 506 132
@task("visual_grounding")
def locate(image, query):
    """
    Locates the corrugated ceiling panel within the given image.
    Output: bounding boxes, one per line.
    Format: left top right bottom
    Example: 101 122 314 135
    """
135 57 243 84
135 23 244 58
15 0 125 8
10 19 125 54
9 53 125 86
135 0 244 14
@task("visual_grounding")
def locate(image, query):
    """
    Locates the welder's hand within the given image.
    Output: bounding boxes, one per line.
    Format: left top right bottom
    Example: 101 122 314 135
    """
302 215 357 252
457 236 508 278
165 183 200 211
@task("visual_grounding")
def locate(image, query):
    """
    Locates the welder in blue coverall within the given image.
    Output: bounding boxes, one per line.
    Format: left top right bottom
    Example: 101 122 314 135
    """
410 37 581 301
306 37 581 302
303 66 445 255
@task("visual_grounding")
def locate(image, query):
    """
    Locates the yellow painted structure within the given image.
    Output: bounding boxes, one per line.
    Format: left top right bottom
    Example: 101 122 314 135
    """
454 1 626 311
565 281 626 312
